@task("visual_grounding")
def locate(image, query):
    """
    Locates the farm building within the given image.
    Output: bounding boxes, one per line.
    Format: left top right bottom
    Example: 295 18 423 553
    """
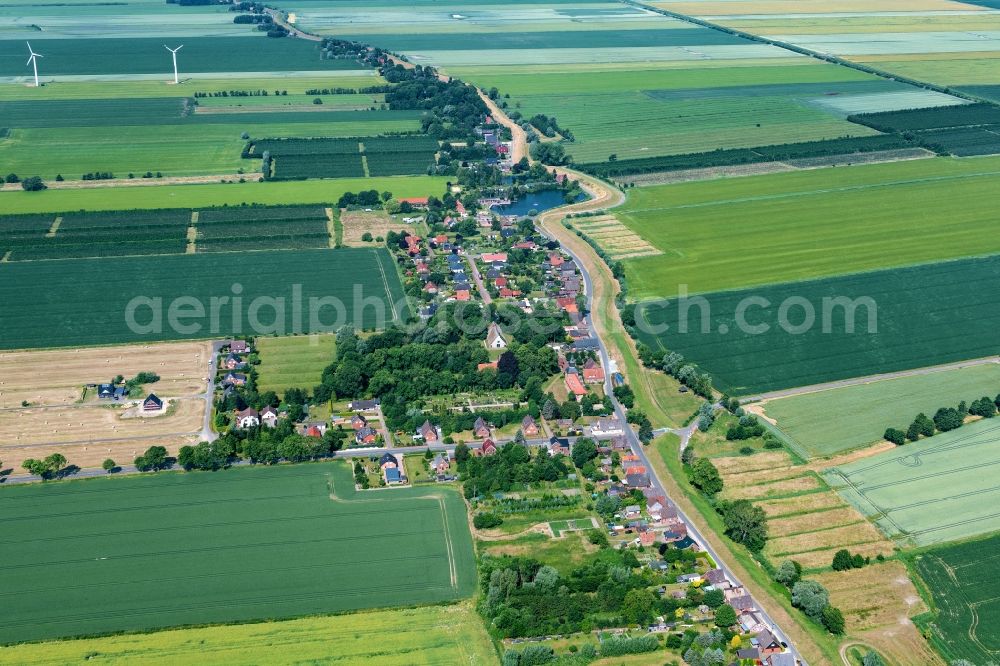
565 373 587 400
142 394 163 412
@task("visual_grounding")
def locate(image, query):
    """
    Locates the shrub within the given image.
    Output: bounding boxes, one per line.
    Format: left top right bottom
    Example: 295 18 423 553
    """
473 512 503 529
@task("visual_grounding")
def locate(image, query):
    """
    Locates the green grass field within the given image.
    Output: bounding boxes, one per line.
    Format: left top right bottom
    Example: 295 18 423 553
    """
460 62 884 161
635 255 1000 395
0 37 359 76
764 364 1000 457
0 603 497 665
0 603 496 665
912 534 1000 665
617 156 1000 299
256 334 336 393
824 417 1000 546
0 248 406 349
1 119 421 179
0 461 475 644
0 176 447 214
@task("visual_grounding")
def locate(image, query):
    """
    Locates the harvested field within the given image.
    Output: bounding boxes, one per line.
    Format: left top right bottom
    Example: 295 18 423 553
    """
720 465 807 488
815 561 927 632
768 521 886 557
571 214 661 260
5 434 201 472
721 473 821 500
768 507 867 537
711 450 793 474
341 209 413 247
0 398 204 446
758 491 847 518
0 341 210 408
778 540 894 571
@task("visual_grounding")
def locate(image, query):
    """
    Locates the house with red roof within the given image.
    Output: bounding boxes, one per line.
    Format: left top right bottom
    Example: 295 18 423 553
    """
565 373 587 400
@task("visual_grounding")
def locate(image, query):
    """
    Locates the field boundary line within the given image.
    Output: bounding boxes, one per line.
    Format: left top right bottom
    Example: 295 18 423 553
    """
325 207 336 248
361 155 371 178
372 249 400 323
46 216 62 238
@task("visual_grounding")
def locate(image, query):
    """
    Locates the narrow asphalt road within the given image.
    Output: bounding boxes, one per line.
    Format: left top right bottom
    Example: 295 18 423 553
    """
463 249 493 304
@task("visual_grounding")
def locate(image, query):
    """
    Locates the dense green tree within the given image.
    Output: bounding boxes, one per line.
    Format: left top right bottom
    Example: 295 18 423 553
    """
689 458 723 495
571 438 598 469
720 499 768 551
714 604 737 628
832 549 854 571
791 580 830 621
774 559 802 587
822 605 845 634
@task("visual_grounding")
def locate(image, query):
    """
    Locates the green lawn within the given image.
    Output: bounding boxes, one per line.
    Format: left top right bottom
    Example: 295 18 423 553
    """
825 417 1000 546
0 603 497 665
0 248 406 349
636 254 1000 395
256 334 336 394
617 156 1000 299
0 461 475 644
764 363 1000 457
0 176 448 214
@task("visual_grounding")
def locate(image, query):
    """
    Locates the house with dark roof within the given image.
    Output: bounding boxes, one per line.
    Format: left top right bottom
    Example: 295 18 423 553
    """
418 420 439 442
385 467 403 484
349 399 380 412
261 405 279 428
97 384 115 399
229 340 250 354
521 414 539 436
768 653 795 666
222 372 247 387
754 630 784 658
355 426 378 445
473 416 491 438
142 394 163 412
625 472 650 488
351 413 368 430
379 453 398 469
479 439 498 456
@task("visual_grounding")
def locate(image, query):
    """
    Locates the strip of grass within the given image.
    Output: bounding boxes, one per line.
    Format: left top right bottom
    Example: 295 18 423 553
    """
0 461 475 644
0 176 448 214
0 602 495 665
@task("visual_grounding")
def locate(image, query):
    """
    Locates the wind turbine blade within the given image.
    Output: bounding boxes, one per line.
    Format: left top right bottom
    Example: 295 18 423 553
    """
26 41 32 51
177 45 183 50
27 55 33 66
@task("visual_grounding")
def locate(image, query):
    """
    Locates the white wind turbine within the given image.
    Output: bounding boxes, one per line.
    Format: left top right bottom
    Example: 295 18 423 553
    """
164 44 183 84
26 42 43 87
